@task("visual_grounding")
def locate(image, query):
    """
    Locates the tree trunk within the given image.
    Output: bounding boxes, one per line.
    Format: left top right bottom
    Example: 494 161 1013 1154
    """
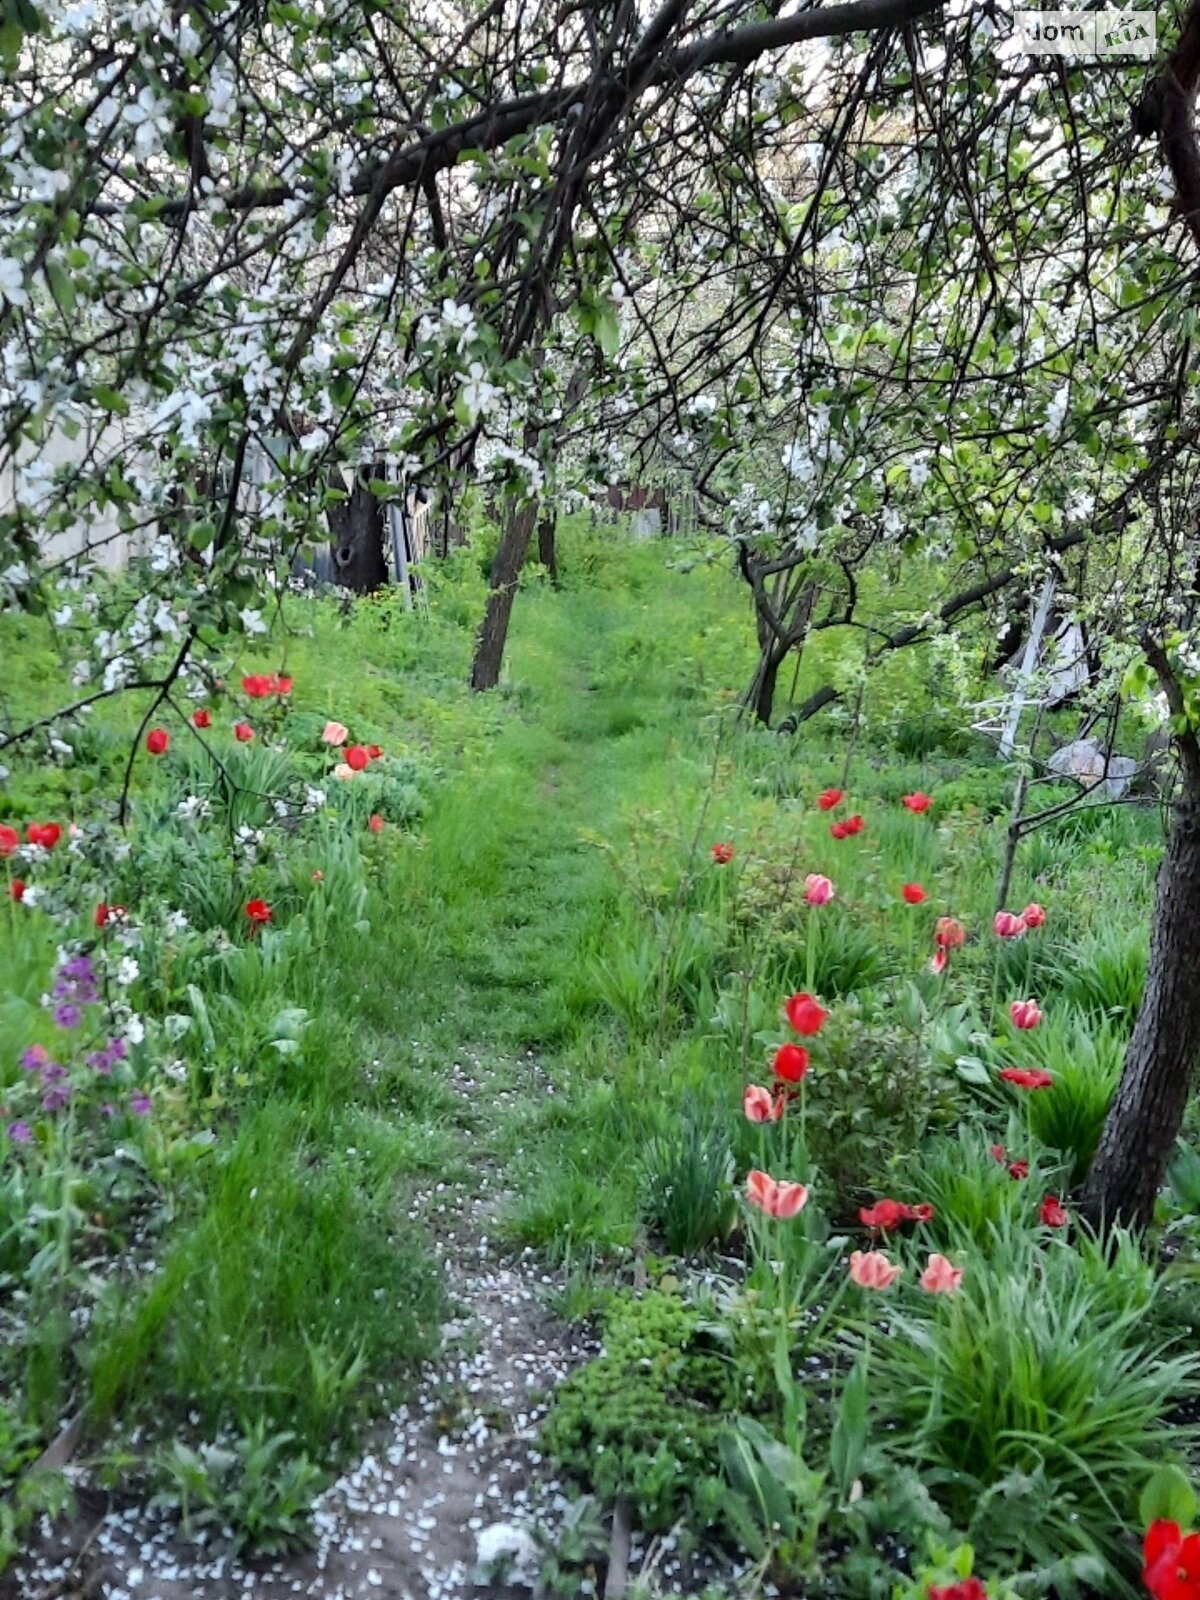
1081 789 1200 1229
327 465 388 594
470 499 538 690
746 647 784 727
537 506 559 585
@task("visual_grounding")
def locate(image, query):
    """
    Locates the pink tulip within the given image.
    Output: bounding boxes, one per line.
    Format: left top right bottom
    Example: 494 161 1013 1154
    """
746 1170 809 1220
321 720 349 746
803 873 835 906
993 910 1026 939
1009 998 1042 1030
1022 902 1046 929
919 1253 964 1294
930 948 949 975
743 1084 784 1123
332 762 356 781
849 1249 903 1289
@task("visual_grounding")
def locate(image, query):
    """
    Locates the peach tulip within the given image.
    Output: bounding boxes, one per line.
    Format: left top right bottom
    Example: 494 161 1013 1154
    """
804 873 834 906
746 1170 809 1219
919 1253 964 1294
849 1249 903 1289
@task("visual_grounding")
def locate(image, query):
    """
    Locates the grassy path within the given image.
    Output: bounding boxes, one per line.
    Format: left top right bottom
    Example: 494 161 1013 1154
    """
8 549 743 1597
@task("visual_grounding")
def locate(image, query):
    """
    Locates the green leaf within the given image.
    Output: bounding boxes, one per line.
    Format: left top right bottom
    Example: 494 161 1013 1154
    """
45 260 75 315
830 1353 869 1496
593 304 620 359
93 385 130 416
1140 1464 1197 1531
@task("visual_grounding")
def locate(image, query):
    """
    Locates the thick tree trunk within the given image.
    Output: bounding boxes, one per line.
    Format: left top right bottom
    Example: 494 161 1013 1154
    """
327 465 388 594
469 499 537 690
1081 790 1200 1229
537 506 559 585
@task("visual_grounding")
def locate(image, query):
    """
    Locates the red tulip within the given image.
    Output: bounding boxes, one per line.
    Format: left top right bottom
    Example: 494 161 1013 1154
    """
860 1198 933 1231
242 674 273 698
234 722 254 743
999 1067 1053 1090
273 675 294 694
772 1043 809 1083
1009 997 1042 1030
830 819 850 839
1022 901 1046 929
192 708 212 729
9 878 25 901
1144 1520 1200 1600
743 1084 785 1123
930 948 948 975
784 992 828 1036
902 883 927 904
367 744 382 759
245 899 272 924
993 909 1026 939
935 917 965 948
990 1143 1006 1163
746 1170 808 1219
1008 1159 1029 1180
1040 1194 1068 1227
928 1579 987 1600
0 824 18 857
368 813 385 833
26 823 61 850
902 791 932 813
816 788 844 811
844 813 865 834
345 745 369 771
711 841 735 864
145 728 170 756
803 873 834 906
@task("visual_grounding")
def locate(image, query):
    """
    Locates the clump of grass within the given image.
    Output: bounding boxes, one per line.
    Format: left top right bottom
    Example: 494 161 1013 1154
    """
89 1102 442 1456
871 1232 1198 1582
638 1103 736 1255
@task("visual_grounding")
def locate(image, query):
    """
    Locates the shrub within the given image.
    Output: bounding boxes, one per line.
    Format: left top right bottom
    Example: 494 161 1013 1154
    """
796 1005 964 1202
541 1290 732 1531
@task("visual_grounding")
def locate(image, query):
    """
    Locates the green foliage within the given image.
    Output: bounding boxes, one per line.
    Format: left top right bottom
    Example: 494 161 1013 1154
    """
89 1102 442 1454
870 1235 1199 1583
1018 1011 1123 1184
800 1004 964 1200
638 1101 736 1254
1049 923 1148 1027
148 1424 325 1554
541 1291 732 1530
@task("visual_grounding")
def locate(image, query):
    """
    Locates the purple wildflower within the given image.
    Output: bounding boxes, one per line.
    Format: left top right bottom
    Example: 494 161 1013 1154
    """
41 1086 70 1113
20 1044 49 1071
99 1103 115 1117
7 1121 32 1144
54 1002 82 1029
86 1049 113 1076
130 1091 152 1117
